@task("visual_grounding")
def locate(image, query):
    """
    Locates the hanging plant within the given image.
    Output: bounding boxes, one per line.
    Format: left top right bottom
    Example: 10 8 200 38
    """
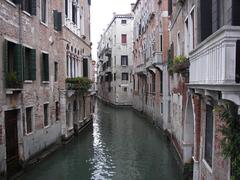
216 102 240 180
66 77 92 95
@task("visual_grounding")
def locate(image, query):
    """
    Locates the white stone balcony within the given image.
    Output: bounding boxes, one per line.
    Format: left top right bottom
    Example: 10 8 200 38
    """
153 52 163 65
189 26 240 85
135 63 147 75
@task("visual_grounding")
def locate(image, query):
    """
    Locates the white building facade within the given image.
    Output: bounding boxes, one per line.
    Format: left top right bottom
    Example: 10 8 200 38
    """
97 13 133 106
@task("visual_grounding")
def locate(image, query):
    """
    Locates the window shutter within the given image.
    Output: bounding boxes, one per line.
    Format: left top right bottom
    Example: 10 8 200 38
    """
30 49 36 80
45 54 49 81
41 53 44 81
3 40 8 87
57 12 62 31
22 47 28 80
31 0 37 15
53 10 57 30
14 44 23 82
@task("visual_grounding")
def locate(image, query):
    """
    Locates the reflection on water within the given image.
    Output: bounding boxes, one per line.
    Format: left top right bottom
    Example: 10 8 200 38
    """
18 101 183 180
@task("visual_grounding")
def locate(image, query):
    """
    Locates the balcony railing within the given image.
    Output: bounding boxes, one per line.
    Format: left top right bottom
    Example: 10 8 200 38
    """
153 52 163 65
189 26 240 85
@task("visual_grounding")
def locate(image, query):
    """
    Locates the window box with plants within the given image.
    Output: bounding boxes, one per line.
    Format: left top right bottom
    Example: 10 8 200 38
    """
5 72 23 90
65 77 92 95
168 55 190 75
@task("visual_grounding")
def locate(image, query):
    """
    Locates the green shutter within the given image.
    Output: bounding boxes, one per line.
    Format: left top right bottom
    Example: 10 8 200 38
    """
3 40 8 87
14 44 23 82
30 49 36 80
31 0 37 15
22 46 28 80
45 54 49 81
41 53 44 81
53 10 57 31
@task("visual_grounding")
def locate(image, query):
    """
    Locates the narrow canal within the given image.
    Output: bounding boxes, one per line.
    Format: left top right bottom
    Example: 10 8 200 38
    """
18 101 183 180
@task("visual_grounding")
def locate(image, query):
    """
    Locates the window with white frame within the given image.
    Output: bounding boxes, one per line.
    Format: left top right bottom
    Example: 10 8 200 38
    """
41 0 47 23
177 32 181 55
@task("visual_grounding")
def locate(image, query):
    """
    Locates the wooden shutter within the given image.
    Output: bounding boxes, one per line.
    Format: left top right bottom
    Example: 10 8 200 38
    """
30 49 36 80
3 40 8 87
22 46 28 80
45 54 49 81
41 53 44 81
14 44 23 82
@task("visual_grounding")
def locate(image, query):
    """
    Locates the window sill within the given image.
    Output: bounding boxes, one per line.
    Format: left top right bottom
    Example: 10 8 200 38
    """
121 65 128 67
44 125 50 129
202 159 213 174
40 21 48 28
5 0 17 7
24 80 33 84
42 81 50 84
25 132 33 136
22 11 32 17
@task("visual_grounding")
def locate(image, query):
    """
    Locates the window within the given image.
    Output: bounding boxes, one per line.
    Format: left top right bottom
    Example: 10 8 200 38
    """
44 104 49 127
54 62 58 82
121 19 127 24
184 18 189 56
152 74 155 93
177 32 180 55
114 56 116 66
123 87 127 92
121 34 127 44
22 0 36 15
53 10 62 31
236 40 240 83
24 47 36 81
121 56 128 66
160 70 163 94
3 40 23 88
204 104 214 167
41 52 49 82
41 0 47 23
56 102 59 121
122 73 129 81
72 3 77 24
200 0 212 41
160 34 163 52
25 107 33 134
232 0 240 26
114 73 116 81
65 0 68 17
83 58 88 77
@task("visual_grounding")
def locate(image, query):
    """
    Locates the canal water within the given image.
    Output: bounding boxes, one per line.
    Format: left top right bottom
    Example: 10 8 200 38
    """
18 101 183 180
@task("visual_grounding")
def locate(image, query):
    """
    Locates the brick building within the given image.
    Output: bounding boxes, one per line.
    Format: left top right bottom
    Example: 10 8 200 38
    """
0 0 92 177
132 0 169 128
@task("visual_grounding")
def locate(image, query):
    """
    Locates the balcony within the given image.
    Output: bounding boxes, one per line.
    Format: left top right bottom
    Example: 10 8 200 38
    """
189 26 240 86
153 52 163 65
135 63 147 75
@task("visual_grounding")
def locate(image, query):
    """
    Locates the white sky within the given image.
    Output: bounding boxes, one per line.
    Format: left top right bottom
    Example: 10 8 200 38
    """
91 0 134 61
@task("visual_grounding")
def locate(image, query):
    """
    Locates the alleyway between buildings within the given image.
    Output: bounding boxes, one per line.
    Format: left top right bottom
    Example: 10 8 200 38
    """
18 101 183 180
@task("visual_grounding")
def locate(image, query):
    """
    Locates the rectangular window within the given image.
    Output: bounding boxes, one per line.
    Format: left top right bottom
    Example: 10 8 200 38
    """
200 0 212 41
25 107 33 134
41 52 49 82
83 58 88 77
114 73 116 81
123 87 127 92
121 19 127 24
54 62 58 82
121 34 127 44
55 102 59 121
122 73 129 81
44 104 49 127
160 70 163 94
3 40 23 88
152 74 155 93
160 34 163 52
41 0 47 23
22 0 31 14
65 0 68 17
24 47 36 81
236 40 240 83
121 56 128 66
53 10 62 31
204 104 214 167
72 4 77 25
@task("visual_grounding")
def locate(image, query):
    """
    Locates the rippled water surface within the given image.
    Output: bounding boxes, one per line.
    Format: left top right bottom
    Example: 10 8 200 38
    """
19 101 183 180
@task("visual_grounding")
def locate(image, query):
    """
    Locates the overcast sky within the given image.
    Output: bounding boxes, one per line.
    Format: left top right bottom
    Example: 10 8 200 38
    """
91 0 134 61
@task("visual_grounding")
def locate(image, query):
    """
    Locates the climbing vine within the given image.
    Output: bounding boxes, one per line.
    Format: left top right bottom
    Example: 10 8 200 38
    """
66 77 92 95
215 102 240 180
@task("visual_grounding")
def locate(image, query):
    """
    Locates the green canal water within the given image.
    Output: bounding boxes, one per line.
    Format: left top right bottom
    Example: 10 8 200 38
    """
18 101 183 180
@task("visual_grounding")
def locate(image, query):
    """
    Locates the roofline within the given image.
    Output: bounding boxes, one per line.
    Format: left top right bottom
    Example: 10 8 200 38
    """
132 0 140 12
